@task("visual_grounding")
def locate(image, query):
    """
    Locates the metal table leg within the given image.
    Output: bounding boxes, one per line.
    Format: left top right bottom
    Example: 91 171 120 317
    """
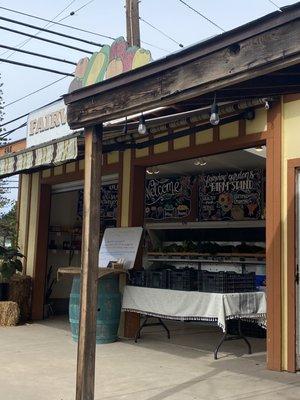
213 320 252 360
134 316 171 343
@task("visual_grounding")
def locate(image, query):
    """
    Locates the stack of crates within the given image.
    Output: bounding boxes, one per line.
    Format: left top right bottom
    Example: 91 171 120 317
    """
128 270 147 287
146 270 169 289
201 271 256 293
168 268 194 291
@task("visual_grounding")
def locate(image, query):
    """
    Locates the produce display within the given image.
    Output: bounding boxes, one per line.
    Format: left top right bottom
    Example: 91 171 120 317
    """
152 241 265 255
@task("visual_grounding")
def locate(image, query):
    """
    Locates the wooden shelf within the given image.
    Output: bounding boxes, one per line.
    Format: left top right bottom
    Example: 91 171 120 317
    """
146 220 265 230
147 252 265 258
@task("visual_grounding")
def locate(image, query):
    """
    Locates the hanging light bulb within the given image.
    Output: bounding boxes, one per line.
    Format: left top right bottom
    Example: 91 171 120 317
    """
194 158 207 166
153 166 160 174
138 114 147 135
263 99 270 110
210 93 220 126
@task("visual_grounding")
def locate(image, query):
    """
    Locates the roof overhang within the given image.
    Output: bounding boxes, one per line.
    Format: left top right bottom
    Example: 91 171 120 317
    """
64 3 300 129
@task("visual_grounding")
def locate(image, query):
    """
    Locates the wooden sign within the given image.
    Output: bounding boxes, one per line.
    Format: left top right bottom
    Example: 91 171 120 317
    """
145 176 196 220
198 169 264 221
99 227 143 269
69 37 152 92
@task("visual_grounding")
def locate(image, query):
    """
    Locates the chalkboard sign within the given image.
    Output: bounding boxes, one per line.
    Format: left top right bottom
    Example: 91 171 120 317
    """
145 176 195 220
198 169 264 221
77 183 118 221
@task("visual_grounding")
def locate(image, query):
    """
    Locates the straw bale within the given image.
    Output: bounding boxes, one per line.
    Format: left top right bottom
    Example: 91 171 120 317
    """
0 301 19 326
8 275 32 323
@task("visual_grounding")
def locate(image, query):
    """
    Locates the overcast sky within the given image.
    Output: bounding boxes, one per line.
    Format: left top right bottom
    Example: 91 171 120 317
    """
0 0 298 204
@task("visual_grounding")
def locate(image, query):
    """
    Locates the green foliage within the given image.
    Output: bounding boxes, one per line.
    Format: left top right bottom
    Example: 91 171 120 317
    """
0 202 17 245
0 245 24 282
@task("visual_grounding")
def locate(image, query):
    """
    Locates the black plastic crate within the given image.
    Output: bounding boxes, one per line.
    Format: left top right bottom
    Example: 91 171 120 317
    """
226 272 256 293
201 271 256 293
202 271 227 293
146 270 169 289
128 270 147 287
227 320 266 338
168 269 193 291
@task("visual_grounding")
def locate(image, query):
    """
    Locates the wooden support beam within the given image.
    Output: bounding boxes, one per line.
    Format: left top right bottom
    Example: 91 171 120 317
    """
65 16 300 128
76 125 102 400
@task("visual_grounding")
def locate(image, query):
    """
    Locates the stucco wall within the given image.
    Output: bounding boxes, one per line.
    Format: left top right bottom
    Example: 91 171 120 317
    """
281 98 300 369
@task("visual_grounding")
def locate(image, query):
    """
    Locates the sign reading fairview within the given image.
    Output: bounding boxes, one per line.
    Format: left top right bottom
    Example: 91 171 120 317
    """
26 99 74 148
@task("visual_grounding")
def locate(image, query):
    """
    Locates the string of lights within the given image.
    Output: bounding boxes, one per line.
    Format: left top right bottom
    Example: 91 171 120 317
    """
139 17 183 48
177 0 225 32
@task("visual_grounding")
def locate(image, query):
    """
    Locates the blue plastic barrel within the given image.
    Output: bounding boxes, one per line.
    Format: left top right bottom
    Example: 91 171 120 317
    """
69 274 121 344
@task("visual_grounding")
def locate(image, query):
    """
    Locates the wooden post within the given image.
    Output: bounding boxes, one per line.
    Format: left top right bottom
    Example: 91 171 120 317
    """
76 125 102 400
126 0 141 47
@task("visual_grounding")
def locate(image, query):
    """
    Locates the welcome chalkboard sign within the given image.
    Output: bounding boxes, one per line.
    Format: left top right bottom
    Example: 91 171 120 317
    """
77 183 118 221
145 176 195 220
198 169 264 221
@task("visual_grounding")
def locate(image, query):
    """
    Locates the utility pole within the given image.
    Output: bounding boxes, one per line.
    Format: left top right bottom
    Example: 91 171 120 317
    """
126 0 141 47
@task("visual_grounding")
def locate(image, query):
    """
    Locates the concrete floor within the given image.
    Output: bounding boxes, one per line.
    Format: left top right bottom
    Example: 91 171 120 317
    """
0 317 299 400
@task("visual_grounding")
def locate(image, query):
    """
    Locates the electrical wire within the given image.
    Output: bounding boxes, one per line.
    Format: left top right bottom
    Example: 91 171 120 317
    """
266 0 282 11
0 26 94 54
0 58 75 76
0 44 77 66
0 123 27 139
3 77 68 109
0 16 104 48
0 0 78 59
139 17 184 47
177 0 225 33
0 5 116 41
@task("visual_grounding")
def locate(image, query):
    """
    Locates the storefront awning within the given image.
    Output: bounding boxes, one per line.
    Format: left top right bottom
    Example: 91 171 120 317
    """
0 134 79 178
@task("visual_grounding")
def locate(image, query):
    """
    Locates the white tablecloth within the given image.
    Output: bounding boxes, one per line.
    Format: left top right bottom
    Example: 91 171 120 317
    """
122 286 266 332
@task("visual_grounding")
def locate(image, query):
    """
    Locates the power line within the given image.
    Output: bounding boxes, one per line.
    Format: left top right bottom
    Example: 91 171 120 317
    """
266 0 282 11
0 16 104 48
139 17 184 48
4 77 68 109
0 26 94 54
141 40 169 53
0 0 78 60
0 5 116 41
1 98 60 128
0 122 27 139
177 0 225 33
0 58 74 77
0 44 77 66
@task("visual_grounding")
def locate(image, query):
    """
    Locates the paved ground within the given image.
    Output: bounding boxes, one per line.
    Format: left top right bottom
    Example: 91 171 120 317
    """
0 317 299 400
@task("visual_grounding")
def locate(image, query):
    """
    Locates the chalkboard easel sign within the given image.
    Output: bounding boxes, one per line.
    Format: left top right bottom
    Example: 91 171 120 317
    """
77 183 118 221
198 169 264 221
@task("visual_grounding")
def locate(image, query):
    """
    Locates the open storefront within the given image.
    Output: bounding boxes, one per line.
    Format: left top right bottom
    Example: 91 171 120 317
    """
2 7 300 380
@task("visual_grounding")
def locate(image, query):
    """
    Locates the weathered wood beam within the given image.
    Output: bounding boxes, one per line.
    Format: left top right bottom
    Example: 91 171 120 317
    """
76 125 102 400
65 17 300 129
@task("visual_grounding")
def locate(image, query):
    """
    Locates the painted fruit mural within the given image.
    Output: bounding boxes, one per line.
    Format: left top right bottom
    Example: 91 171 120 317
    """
68 37 152 92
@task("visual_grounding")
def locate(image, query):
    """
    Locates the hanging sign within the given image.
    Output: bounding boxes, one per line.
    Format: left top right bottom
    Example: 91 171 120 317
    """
26 99 74 148
198 169 264 221
69 37 152 92
77 183 118 221
99 227 143 269
145 176 195 220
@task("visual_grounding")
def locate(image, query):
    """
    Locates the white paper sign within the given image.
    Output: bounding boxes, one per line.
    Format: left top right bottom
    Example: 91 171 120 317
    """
26 99 74 148
99 227 143 269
